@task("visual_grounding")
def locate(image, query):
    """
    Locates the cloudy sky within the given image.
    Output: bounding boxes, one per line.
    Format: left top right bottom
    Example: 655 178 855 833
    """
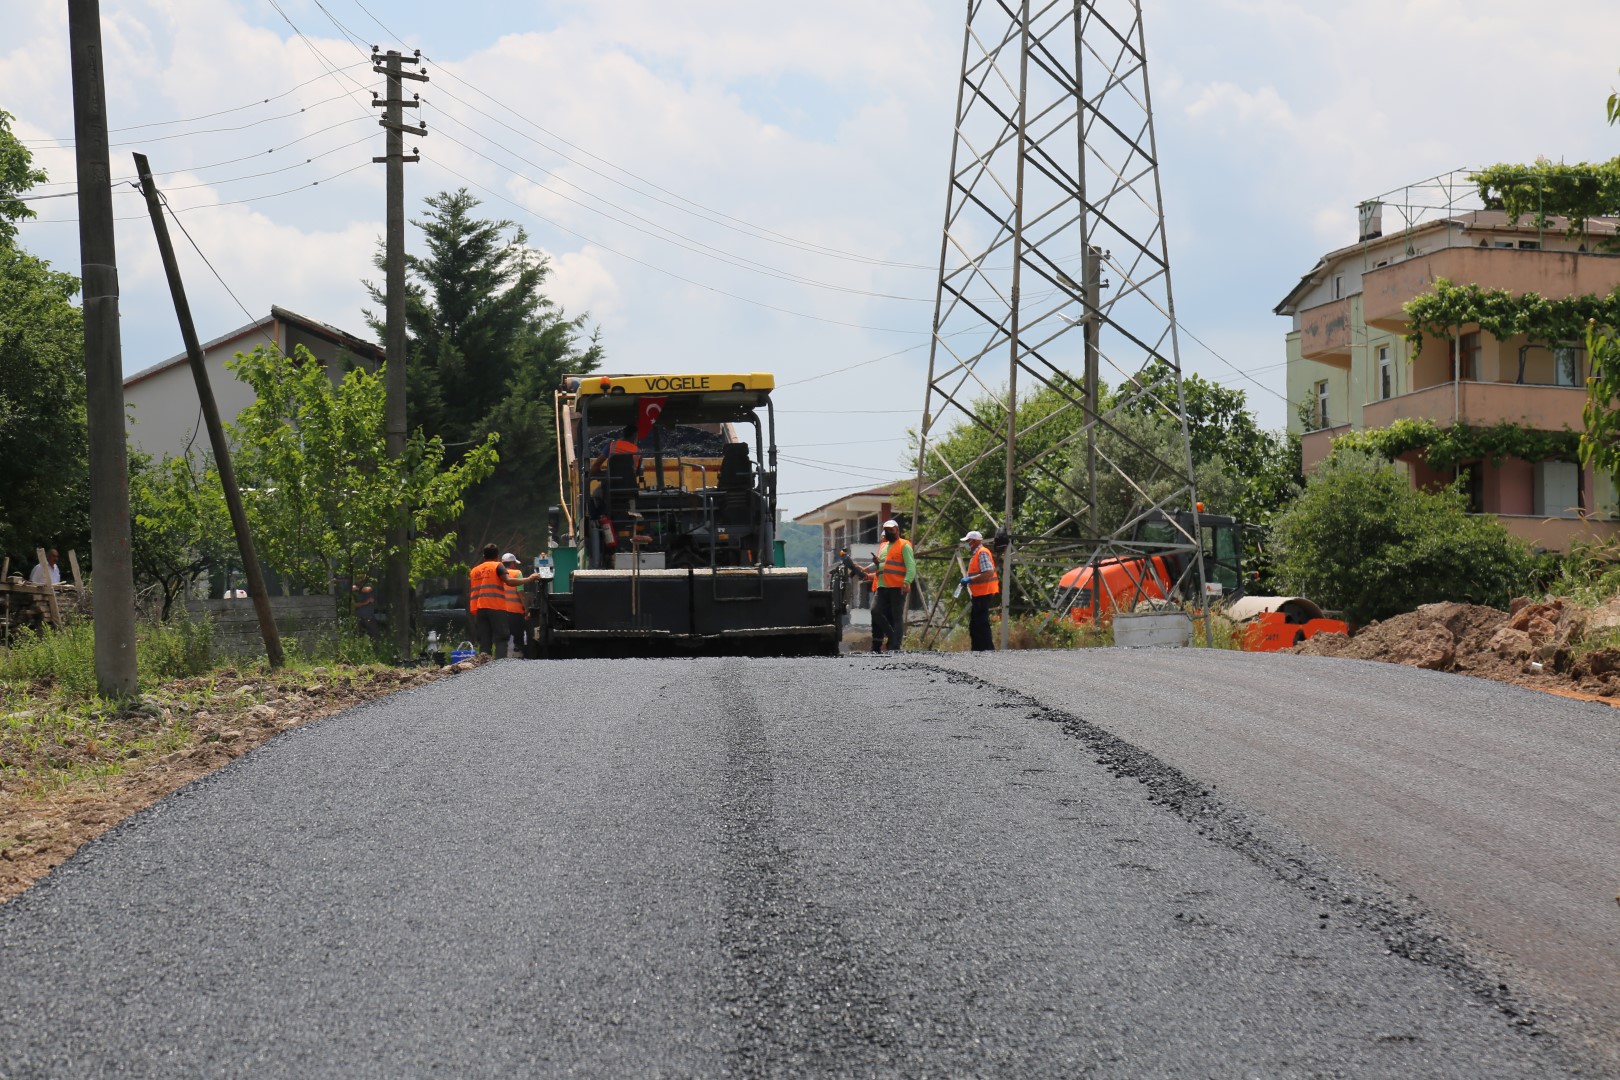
7 0 1620 516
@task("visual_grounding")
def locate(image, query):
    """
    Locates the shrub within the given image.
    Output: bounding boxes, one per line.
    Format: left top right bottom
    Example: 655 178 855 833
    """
1268 451 1534 625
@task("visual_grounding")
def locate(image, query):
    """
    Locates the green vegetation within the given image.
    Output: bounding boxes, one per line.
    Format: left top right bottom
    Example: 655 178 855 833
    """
1470 158 1620 237
1329 417 1581 470
1402 278 1620 357
1269 452 1535 625
227 342 498 593
368 188 603 554
0 110 88 565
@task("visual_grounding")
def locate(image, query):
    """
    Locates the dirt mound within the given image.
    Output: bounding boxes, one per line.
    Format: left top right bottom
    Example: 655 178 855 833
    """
1294 597 1620 702
1295 603 1509 673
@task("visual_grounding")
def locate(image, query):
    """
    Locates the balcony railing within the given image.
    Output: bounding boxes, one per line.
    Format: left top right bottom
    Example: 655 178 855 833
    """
1360 381 1586 432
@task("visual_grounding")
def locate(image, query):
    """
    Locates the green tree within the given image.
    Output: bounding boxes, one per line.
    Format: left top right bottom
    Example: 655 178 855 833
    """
227 344 499 594
0 108 86 565
0 246 87 563
0 109 47 246
366 189 602 555
1269 451 1533 624
1070 409 1240 533
128 450 233 619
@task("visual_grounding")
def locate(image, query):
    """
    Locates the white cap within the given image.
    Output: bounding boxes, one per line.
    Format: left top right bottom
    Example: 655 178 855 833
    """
501 552 518 563
960 530 983 542
882 519 899 529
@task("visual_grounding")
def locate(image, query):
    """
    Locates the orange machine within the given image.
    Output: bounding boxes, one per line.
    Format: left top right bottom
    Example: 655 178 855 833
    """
1227 596 1349 652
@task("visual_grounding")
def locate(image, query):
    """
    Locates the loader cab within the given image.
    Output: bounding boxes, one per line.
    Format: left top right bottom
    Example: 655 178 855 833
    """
1131 509 1247 601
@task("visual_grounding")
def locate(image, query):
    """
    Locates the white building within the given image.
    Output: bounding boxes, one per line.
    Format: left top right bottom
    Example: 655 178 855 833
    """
123 306 385 462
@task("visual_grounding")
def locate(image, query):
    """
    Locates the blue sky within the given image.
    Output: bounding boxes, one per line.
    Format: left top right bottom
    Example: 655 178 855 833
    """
7 0 1620 516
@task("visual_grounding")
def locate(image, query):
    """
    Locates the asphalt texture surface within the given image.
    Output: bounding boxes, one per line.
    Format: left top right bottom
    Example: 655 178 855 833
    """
0 652 1609 1078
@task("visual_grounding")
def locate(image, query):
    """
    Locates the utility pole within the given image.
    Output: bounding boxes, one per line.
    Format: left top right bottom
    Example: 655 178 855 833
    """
67 0 137 698
372 48 427 663
132 153 284 669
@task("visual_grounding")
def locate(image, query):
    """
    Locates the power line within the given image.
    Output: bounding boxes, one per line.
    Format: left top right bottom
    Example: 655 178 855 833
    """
23 89 368 150
420 156 927 335
23 132 375 203
418 60 937 272
425 114 931 305
26 162 373 225
263 0 377 118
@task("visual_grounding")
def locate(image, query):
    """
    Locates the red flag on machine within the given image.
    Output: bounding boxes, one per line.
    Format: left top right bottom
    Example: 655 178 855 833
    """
636 395 668 442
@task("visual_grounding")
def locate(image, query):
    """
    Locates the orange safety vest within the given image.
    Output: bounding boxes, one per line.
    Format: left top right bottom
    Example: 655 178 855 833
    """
499 567 525 615
876 537 912 589
967 544 999 597
468 560 505 614
610 438 641 466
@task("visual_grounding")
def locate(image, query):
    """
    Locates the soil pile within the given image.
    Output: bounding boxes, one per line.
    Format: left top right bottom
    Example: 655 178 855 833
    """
1295 597 1620 702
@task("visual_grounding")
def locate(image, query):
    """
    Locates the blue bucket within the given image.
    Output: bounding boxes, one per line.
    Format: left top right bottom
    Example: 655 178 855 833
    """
449 640 477 664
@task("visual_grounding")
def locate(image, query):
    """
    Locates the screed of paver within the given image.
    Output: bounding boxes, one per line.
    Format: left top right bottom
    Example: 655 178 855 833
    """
932 647 1620 1071
0 655 1598 1078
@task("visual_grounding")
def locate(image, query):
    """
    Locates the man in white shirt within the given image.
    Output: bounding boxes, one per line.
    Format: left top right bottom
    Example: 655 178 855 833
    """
29 548 61 586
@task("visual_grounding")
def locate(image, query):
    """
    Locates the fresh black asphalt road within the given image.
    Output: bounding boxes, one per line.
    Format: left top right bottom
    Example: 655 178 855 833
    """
0 652 1612 1078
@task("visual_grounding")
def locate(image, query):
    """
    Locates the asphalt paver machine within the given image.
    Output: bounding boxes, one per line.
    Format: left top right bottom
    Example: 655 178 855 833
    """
529 372 843 657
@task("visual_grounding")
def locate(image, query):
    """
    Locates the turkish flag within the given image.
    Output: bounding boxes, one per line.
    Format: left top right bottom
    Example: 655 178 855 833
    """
636 396 668 441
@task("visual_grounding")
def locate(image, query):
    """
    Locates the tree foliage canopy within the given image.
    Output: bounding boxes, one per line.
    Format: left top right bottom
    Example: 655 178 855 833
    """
227 344 499 593
128 450 232 618
0 242 86 561
0 110 47 247
1269 452 1533 624
366 189 602 554
909 366 1299 557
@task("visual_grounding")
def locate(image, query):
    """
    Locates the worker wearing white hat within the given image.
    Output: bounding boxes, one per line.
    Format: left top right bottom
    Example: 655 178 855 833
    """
959 530 1000 652
853 518 916 653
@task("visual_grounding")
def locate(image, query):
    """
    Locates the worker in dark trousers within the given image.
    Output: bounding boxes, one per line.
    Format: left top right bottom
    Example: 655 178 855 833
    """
858 519 916 653
960 529 1000 652
468 543 509 657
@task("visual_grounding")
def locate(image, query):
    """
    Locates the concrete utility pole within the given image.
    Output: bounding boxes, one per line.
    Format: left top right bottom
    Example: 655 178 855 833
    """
132 153 285 669
67 0 137 698
372 48 427 662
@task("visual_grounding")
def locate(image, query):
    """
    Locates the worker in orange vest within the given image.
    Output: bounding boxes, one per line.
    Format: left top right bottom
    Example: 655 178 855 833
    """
960 529 1000 652
468 543 521 658
499 552 542 656
854 518 915 653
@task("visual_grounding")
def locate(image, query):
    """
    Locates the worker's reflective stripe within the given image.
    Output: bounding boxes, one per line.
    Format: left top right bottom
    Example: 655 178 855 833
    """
877 538 911 589
968 546 999 597
499 573 524 614
468 561 505 613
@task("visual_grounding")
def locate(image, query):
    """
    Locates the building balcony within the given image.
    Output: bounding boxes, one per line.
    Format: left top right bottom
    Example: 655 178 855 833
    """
1497 515 1620 551
1300 424 1351 473
1363 246 1620 331
1295 296 1354 364
1360 381 1586 433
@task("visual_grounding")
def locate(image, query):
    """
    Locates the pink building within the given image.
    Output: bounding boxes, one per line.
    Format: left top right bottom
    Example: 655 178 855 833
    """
1277 189 1620 551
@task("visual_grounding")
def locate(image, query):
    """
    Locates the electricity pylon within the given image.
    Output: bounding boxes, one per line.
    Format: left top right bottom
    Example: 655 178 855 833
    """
912 0 1209 648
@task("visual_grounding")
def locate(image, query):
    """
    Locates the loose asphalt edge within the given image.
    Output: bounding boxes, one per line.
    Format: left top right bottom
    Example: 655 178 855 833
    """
896 657 1615 1078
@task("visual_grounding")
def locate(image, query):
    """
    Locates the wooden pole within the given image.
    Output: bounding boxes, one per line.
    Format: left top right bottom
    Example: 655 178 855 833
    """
36 548 63 628
68 0 138 695
131 153 284 668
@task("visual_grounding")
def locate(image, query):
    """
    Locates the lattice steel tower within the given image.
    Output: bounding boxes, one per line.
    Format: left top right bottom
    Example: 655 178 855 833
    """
913 0 1208 646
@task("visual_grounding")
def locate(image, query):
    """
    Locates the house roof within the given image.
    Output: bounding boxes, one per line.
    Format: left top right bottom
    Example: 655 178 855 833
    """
123 305 385 388
792 483 903 525
1273 210 1620 316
